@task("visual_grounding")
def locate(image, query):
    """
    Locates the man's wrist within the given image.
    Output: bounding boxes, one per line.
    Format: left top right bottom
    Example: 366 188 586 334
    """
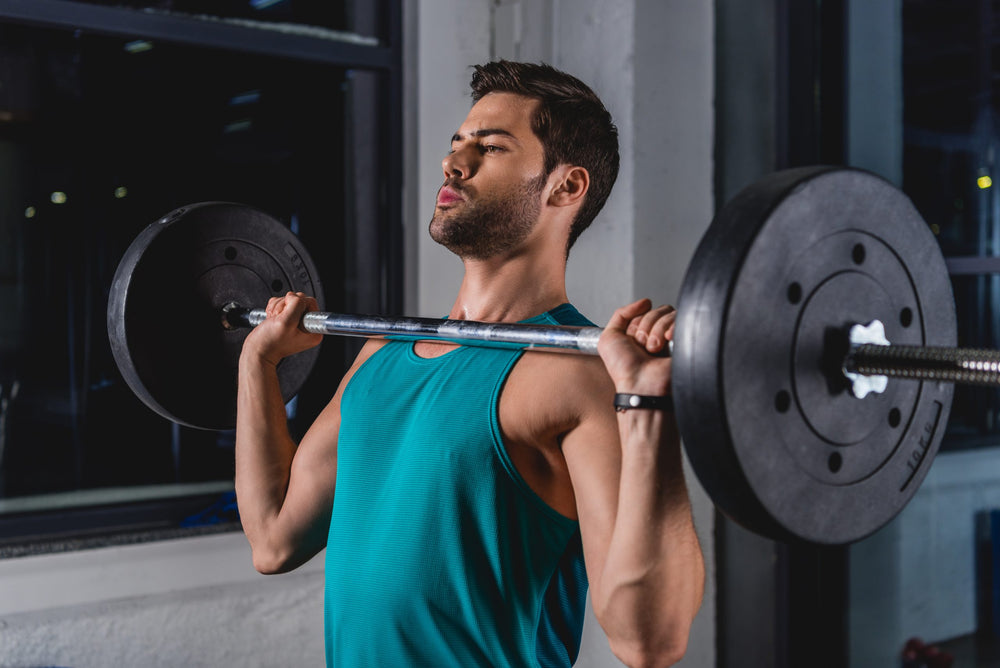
239 343 280 370
614 393 672 413
613 378 670 398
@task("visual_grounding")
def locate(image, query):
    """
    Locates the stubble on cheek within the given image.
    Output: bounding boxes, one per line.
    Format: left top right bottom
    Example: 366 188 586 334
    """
428 174 546 260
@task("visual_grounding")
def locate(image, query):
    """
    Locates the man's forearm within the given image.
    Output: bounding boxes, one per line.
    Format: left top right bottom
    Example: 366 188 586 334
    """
234 351 299 568
596 410 705 667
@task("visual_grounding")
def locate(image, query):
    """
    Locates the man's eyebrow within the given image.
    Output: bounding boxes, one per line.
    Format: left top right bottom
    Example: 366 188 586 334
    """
450 128 519 143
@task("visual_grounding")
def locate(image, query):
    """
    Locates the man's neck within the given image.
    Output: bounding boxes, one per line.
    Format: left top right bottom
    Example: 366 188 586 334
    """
448 251 569 323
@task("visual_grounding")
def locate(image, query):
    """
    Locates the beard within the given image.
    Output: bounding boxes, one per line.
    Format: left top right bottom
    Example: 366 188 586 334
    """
429 173 547 260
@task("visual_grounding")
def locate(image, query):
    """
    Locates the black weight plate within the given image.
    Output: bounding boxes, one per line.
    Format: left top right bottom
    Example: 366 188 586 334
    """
673 167 956 544
107 203 324 430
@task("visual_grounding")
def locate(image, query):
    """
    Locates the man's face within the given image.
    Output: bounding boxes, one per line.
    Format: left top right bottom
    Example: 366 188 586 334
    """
429 92 549 260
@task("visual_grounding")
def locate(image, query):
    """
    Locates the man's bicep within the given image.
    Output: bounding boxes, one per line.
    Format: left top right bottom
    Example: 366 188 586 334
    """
279 340 384 563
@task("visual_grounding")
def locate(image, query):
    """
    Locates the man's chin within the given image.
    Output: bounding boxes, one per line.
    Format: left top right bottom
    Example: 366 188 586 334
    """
428 219 449 247
429 229 492 261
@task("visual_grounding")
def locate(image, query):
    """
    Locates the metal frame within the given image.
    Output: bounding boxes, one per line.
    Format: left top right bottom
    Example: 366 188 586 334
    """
946 255 1000 275
717 2 851 667
0 0 394 68
777 3 850 666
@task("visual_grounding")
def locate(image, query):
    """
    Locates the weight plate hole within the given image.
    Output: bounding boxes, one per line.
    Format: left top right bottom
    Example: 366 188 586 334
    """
224 246 238 261
787 282 802 305
775 390 791 413
900 307 913 328
272 280 284 293
828 452 843 473
889 407 901 428
852 243 866 265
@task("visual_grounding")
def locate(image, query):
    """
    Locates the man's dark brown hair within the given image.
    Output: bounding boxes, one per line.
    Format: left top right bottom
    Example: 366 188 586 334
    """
470 60 620 253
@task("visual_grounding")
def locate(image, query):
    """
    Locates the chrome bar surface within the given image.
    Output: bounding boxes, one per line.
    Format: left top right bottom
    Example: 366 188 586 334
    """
235 307 606 355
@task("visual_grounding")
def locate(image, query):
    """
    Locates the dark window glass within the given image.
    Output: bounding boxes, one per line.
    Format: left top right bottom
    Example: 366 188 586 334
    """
903 0 1000 450
0 17 376 543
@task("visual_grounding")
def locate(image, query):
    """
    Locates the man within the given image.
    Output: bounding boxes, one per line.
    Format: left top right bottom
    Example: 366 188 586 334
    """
235 61 704 668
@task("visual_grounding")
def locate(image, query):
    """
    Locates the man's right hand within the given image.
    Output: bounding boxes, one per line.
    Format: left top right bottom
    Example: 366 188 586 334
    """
242 291 324 366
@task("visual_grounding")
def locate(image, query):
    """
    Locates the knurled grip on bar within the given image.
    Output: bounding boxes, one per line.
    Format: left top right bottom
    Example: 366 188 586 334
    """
847 343 1000 386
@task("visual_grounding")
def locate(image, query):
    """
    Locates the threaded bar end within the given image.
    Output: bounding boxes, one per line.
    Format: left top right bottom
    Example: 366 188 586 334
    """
848 344 1000 386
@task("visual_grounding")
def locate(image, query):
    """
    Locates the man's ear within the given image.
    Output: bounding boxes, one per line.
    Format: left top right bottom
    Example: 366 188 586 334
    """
548 166 589 207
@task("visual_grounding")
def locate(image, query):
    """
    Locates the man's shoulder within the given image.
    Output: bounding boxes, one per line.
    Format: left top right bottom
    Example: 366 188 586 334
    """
511 303 609 402
506 342 613 417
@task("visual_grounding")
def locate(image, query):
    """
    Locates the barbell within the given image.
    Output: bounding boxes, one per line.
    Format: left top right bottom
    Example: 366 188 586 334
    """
107 165 991 545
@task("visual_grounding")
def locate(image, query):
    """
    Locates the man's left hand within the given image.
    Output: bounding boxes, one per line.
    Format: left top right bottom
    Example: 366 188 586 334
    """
597 298 675 397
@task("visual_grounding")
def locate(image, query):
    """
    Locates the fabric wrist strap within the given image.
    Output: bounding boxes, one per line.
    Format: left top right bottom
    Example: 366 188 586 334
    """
614 393 672 413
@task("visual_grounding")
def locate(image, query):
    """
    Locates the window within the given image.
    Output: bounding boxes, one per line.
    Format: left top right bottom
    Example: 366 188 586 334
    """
715 2 1000 667
848 2 1000 666
902 0 1000 451
0 0 401 552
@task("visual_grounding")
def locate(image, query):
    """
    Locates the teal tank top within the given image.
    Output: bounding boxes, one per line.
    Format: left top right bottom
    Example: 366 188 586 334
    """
325 304 594 667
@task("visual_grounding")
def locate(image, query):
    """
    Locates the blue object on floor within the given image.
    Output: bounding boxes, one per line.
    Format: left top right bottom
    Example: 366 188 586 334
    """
181 491 239 527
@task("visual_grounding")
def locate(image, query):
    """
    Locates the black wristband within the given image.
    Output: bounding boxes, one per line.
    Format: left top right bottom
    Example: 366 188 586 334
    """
614 393 672 413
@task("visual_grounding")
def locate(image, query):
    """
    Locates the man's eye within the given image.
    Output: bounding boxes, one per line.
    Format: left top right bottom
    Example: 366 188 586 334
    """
483 145 503 153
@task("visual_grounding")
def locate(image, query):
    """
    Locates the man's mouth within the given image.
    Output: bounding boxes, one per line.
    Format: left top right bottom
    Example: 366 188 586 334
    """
436 185 465 207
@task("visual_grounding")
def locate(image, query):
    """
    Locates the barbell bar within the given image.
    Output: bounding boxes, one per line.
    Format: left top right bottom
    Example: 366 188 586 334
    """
220 304 606 354
222 306 1000 393
107 165 973 545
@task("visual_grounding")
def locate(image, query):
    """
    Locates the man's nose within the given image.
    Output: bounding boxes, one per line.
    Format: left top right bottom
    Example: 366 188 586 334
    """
442 144 476 179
